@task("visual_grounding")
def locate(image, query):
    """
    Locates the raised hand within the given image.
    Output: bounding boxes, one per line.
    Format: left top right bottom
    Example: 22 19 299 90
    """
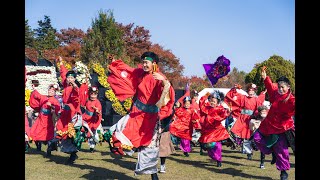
261 66 267 80
152 72 165 81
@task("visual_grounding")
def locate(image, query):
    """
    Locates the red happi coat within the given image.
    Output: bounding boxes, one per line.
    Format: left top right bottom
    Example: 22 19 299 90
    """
82 99 102 132
62 86 81 114
191 98 200 111
55 103 78 139
60 64 88 108
224 88 242 119
198 95 230 143
108 60 175 147
176 88 200 110
226 88 265 139
29 90 61 141
56 86 81 139
259 76 295 135
169 107 200 140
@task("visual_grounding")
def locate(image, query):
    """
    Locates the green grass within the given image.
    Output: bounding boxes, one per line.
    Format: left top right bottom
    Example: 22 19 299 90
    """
25 142 295 180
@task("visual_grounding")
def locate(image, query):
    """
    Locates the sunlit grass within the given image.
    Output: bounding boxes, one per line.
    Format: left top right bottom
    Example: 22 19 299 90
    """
25 142 295 180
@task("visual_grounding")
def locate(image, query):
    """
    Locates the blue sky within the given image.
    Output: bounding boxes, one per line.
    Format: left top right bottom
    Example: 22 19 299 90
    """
25 0 295 77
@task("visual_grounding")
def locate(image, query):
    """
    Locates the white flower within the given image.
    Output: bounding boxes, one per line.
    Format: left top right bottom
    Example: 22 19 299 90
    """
25 65 59 95
74 61 91 86
251 84 256 88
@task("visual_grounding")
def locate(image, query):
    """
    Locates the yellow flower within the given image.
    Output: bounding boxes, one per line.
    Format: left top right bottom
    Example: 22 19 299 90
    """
91 62 133 116
25 89 32 106
56 60 72 71
121 144 133 151
123 98 133 111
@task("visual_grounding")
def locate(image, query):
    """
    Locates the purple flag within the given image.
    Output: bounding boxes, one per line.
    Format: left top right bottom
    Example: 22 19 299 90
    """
203 55 231 86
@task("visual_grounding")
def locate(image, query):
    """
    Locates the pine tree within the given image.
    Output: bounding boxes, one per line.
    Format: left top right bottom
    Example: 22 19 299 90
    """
81 9 125 67
34 15 59 57
25 20 35 48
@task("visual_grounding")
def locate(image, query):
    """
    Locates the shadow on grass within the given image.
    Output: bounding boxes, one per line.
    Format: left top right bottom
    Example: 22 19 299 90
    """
39 151 138 180
25 146 49 158
167 156 273 180
76 163 138 180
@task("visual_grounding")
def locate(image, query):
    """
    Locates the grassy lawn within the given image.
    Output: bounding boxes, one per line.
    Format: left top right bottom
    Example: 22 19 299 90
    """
25 142 295 180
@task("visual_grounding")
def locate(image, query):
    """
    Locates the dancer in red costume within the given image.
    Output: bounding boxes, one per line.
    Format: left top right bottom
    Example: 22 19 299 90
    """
225 83 266 159
253 67 295 180
107 52 175 180
198 90 230 167
169 96 200 157
47 77 83 164
56 56 89 113
82 86 102 152
29 84 61 155
25 67 31 152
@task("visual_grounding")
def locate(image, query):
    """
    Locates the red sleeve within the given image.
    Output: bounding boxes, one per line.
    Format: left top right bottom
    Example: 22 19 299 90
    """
107 59 144 101
62 87 72 105
225 88 242 111
29 90 43 111
63 86 80 113
159 86 175 120
79 84 89 107
257 91 266 107
71 87 80 112
264 76 278 103
96 100 102 125
199 95 210 115
191 109 200 121
60 64 68 88
207 106 229 124
174 107 184 118
284 96 295 118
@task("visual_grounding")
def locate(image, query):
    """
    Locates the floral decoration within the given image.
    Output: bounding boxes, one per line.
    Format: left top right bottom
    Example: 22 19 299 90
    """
91 62 132 116
25 89 32 106
74 61 91 86
25 65 61 102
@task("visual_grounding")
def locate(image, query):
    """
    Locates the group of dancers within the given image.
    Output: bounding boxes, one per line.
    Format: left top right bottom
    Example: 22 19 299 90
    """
25 56 104 163
25 51 294 180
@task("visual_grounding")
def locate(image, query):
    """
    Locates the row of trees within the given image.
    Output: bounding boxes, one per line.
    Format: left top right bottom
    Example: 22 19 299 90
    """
25 9 295 94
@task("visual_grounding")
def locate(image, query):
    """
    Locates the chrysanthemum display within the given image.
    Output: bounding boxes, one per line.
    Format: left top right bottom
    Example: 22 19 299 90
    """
25 89 32 106
91 62 132 116
74 61 91 86
25 65 60 97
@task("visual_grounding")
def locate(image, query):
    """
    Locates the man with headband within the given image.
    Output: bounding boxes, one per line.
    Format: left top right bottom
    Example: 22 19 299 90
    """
107 51 175 180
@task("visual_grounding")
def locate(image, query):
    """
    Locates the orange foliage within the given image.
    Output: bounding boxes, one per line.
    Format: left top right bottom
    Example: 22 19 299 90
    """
118 23 152 63
25 48 39 63
55 28 85 63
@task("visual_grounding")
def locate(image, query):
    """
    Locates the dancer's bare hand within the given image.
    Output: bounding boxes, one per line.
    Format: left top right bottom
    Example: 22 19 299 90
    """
152 72 165 81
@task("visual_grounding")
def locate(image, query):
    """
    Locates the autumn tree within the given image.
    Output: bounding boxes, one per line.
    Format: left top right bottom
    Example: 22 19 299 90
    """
245 55 295 95
189 76 211 92
118 23 152 65
214 67 247 88
149 44 184 85
34 15 60 57
56 28 86 62
80 9 125 67
25 47 39 63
